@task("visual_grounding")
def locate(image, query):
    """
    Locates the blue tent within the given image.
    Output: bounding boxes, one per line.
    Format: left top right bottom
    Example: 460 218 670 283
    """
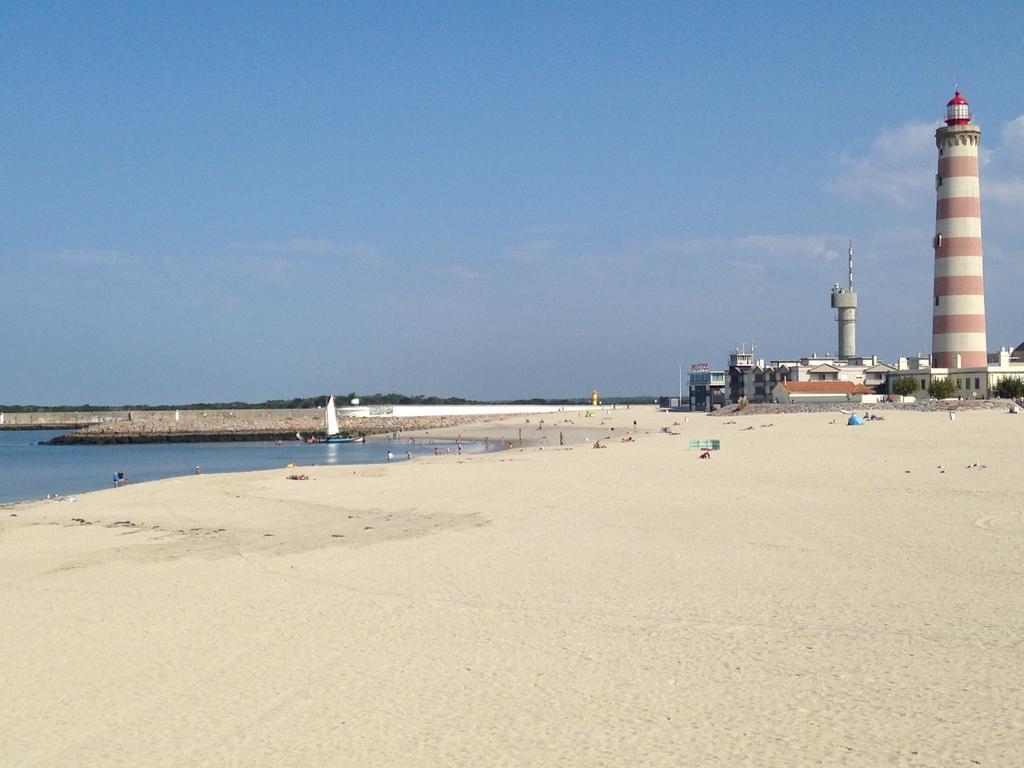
848 414 864 426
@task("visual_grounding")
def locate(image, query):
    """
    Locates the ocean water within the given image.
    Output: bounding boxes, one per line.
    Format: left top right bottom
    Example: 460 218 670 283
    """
0 431 499 504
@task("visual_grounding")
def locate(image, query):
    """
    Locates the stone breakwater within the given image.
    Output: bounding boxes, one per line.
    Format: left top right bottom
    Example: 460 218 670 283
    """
708 400 1008 417
42 410 515 445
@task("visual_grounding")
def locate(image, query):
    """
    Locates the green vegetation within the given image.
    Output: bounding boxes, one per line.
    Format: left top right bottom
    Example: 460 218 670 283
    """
0 393 656 412
891 377 919 397
994 377 1024 399
927 377 957 400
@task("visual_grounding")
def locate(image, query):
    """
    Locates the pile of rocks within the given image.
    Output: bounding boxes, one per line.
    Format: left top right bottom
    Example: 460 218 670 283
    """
45 411 513 444
708 400 1009 418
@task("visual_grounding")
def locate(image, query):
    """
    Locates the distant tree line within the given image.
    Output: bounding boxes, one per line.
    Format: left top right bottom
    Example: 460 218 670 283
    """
0 393 656 412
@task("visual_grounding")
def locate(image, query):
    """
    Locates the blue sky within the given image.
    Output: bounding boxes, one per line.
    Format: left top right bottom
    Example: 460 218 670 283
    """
3 2 1024 403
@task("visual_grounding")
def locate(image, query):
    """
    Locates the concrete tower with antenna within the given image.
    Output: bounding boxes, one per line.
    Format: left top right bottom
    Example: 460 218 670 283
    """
830 241 857 359
932 88 987 369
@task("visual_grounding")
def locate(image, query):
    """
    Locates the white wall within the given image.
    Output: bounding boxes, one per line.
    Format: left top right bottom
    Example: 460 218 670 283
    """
337 404 600 418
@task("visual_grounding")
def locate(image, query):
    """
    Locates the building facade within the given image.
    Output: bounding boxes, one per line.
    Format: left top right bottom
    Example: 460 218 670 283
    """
725 347 894 404
687 363 726 411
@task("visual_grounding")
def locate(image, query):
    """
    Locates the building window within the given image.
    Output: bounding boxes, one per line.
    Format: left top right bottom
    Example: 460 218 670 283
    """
921 379 926 389
936 174 943 188
975 377 981 389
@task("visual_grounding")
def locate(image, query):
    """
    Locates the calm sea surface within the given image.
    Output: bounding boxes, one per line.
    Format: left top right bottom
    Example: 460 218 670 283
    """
0 430 499 504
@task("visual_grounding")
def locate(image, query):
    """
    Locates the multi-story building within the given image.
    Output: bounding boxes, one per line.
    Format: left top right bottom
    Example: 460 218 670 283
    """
888 346 1024 398
687 363 726 411
725 347 895 404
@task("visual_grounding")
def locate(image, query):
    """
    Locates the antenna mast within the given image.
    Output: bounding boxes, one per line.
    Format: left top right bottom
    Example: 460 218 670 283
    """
848 240 854 291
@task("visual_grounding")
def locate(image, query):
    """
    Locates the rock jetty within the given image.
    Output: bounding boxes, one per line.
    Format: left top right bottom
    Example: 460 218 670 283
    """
708 400 1008 417
42 409 514 445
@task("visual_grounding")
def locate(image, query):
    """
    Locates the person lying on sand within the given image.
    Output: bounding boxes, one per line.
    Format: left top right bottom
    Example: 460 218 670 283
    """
592 440 606 449
620 436 634 442
287 474 310 480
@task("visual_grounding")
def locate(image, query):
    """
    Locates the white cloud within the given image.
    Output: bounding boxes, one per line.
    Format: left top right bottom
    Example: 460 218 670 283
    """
237 256 293 280
53 249 134 267
827 115 1024 219
999 115 1024 149
523 223 569 237
256 238 336 255
249 239 381 261
501 239 558 263
984 178 1024 207
225 240 383 283
981 115 1024 215
443 265 489 281
646 234 842 263
824 121 939 206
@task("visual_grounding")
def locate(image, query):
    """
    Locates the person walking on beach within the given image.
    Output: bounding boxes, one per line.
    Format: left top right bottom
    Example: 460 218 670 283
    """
387 450 394 462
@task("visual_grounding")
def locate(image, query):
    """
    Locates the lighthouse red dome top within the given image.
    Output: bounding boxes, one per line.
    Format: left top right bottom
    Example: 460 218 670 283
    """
946 90 971 125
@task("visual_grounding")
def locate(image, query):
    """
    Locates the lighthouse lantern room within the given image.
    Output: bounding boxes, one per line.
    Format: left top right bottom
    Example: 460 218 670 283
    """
946 90 971 125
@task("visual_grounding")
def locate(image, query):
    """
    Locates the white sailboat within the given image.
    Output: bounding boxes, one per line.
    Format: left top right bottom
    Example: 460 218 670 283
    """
324 395 359 443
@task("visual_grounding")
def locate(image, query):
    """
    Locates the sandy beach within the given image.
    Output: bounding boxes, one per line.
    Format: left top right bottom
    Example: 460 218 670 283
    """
2 406 1022 766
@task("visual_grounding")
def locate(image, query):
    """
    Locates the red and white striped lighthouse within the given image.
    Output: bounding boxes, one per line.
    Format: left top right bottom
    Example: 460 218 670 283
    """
932 89 987 369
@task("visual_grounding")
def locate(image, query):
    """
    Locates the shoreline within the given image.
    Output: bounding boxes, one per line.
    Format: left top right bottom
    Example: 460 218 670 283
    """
3 406 1023 765
0 433 503 507
10 398 1016 443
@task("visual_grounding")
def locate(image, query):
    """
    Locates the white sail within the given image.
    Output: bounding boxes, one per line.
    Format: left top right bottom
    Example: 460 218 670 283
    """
325 396 339 437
